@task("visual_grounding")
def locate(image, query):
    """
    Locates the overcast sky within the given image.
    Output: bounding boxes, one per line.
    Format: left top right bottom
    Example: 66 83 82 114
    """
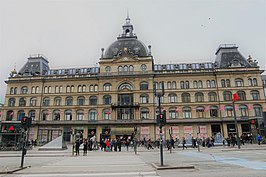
0 0 265 103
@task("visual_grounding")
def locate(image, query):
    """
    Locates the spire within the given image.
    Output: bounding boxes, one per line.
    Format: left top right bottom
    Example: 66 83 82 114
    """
118 12 136 39
126 10 130 25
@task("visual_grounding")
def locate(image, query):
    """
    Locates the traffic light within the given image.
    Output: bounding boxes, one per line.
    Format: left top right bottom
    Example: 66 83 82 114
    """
21 116 32 130
157 110 166 126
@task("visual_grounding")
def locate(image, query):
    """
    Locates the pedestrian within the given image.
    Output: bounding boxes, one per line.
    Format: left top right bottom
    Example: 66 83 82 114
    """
257 133 261 145
75 139 80 156
83 139 88 155
147 139 153 150
182 137 187 150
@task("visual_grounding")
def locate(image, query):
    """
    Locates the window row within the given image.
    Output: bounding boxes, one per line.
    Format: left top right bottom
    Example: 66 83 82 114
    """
221 78 258 88
7 90 261 107
5 104 263 121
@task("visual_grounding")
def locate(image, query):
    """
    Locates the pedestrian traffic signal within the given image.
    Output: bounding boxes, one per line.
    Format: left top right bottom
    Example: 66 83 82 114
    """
156 110 166 126
21 116 32 130
251 119 255 124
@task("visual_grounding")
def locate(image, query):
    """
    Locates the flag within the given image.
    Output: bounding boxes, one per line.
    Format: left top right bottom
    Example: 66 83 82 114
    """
232 93 240 101
175 107 180 112
10 112 14 116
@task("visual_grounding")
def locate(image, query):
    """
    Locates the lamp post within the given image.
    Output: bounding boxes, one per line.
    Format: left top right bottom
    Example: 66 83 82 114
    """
232 93 241 149
154 81 165 166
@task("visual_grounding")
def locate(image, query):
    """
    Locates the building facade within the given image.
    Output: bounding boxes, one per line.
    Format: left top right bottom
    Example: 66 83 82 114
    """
1 17 266 144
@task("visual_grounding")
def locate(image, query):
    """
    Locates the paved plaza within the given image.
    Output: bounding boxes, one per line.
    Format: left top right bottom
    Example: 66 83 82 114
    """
0 144 266 177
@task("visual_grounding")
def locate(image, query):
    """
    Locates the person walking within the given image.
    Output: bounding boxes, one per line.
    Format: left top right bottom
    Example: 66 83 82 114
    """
182 137 187 150
257 133 261 145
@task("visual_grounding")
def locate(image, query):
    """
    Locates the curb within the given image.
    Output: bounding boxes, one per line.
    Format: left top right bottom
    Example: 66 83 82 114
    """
0 166 31 174
151 163 195 170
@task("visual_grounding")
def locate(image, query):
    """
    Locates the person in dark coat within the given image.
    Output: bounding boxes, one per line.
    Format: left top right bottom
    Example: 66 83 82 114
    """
182 137 187 150
75 139 80 156
83 139 88 155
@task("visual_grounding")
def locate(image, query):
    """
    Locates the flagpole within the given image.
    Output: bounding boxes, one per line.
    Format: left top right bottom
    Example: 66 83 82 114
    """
232 94 241 149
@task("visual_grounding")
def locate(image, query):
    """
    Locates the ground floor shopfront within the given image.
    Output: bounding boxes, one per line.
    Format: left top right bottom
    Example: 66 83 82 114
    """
26 121 254 145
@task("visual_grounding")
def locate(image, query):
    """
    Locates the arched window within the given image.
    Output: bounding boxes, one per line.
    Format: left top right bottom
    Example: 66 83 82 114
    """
94 85 98 92
195 92 204 102
239 105 248 117
237 91 246 101
235 78 244 87
29 97 37 106
66 85 71 93
31 86 36 94
196 106 205 118
118 83 133 90
180 81 185 89
65 97 73 106
167 81 171 89
64 110 72 120
10 87 14 94
140 82 148 90
55 86 59 93
118 66 123 72
54 97 61 106
185 81 190 89
124 65 128 72
42 110 49 121
193 81 198 89
183 107 192 118
221 79 226 87
226 79 231 87
154 82 158 89
253 78 258 86
211 80 216 88
14 87 17 94
59 86 63 93
169 107 178 119
44 86 48 93
17 110 25 121
206 80 211 88
140 108 149 119
168 93 177 103
208 92 217 102
89 96 97 105
253 104 262 117
103 109 111 120
129 65 134 72
210 106 218 117
223 91 232 101
172 81 177 89
140 94 149 103
6 110 14 121
251 90 260 100
89 109 97 121
104 83 112 91
103 95 111 105
78 85 82 92
19 98 26 106
48 86 52 93
8 98 16 107
182 93 190 103
42 97 50 106
21 86 28 94
225 105 233 117
53 110 61 120
76 110 84 120
77 96 85 106
198 81 203 88
89 85 94 92
71 85 74 92
28 110 36 121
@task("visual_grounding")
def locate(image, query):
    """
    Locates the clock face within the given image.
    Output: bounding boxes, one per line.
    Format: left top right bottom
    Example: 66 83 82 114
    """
141 64 147 71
